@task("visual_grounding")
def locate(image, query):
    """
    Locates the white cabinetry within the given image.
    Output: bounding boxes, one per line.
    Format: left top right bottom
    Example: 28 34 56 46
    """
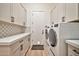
0 35 31 56
51 4 65 24
0 3 11 22
12 3 26 26
51 3 79 23
57 4 66 22
23 35 31 55
0 3 27 26
51 6 58 23
65 3 79 22
68 44 79 56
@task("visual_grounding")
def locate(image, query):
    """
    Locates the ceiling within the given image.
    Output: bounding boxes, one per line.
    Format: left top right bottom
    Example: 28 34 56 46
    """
22 3 57 11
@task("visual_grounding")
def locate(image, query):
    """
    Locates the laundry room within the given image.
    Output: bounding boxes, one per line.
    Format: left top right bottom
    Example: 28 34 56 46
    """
0 1 79 56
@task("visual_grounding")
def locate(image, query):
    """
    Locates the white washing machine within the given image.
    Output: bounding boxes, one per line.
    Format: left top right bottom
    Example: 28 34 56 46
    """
48 24 61 56
49 22 79 56
49 23 68 56
44 25 55 56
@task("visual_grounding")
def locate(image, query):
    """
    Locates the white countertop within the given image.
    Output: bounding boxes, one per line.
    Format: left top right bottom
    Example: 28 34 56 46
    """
66 40 79 48
0 33 31 45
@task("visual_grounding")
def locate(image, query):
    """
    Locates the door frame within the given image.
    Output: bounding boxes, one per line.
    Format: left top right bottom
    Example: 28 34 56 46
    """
30 11 51 45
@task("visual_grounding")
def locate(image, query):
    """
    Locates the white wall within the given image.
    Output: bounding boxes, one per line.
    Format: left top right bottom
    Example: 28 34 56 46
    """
22 3 56 27
60 23 79 39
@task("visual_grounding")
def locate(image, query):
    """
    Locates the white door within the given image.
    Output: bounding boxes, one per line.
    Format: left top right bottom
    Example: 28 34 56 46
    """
31 11 50 45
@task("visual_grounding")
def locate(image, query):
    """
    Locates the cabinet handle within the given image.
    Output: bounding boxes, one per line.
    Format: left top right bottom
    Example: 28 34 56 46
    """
11 16 15 22
19 40 23 43
62 16 65 22
73 50 79 54
20 44 23 51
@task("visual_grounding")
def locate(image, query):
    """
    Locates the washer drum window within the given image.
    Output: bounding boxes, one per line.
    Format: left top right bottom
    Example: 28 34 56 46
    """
49 29 57 47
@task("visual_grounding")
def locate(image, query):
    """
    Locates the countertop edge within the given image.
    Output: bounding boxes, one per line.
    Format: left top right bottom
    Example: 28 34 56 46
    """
0 32 31 45
66 40 79 49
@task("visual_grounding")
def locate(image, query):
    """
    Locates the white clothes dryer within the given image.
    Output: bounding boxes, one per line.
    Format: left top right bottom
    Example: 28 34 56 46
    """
49 23 79 56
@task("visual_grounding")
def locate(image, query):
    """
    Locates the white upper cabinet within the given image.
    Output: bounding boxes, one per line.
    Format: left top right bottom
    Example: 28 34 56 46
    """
65 3 78 22
51 6 58 24
51 3 79 23
18 4 27 26
0 4 11 22
57 4 66 22
12 3 19 24
0 3 27 26
51 4 65 24
12 3 27 26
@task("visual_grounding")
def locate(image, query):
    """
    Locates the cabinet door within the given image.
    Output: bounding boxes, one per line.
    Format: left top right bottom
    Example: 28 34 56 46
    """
65 3 78 22
24 37 29 53
0 3 11 22
12 47 20 56
12 3 23 25
23 36 30 55
68 44 79 56
23 9 27 25
10 41 20 56
51 6 58 24
57 4 66 23
12 3 20 25
12 3 26 26
18 4 26 26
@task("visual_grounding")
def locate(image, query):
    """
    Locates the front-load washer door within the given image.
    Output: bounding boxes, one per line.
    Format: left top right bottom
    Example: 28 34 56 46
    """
49 28 57 47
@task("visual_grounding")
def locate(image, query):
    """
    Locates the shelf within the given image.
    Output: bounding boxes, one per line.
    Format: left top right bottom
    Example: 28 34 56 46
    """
0 20 26 28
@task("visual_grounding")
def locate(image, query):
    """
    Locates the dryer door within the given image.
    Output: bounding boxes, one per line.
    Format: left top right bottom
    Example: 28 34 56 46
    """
49 29 57 47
